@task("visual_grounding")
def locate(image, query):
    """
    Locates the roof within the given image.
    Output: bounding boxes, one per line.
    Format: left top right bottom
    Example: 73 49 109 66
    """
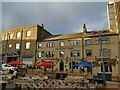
2 24 39 35
42 30 119 41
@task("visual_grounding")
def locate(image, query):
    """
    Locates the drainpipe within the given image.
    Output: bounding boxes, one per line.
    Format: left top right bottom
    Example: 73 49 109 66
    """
19 30 23 62
5 33 9 63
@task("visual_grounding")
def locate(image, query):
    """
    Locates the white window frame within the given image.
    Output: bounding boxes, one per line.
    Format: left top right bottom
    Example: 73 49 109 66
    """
60 41 64 46
70 40 80 45
16 43 20 50
10 33 13 39
60 51 64 57
38 43 42 48
38 52 42 58
16 32 21 38
26 30 31 37
25 42 30 49
8 44 12 49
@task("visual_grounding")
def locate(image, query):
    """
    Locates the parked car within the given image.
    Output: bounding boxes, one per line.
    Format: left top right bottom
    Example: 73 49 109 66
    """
1 64 16 71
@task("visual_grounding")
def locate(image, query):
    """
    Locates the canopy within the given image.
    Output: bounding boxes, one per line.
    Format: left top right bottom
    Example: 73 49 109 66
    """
74 61 95 68
35 62 55 67
7 61 26 65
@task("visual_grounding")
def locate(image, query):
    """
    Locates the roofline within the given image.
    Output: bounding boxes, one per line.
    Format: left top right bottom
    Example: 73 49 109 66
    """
38 33 119 42
2 24 40 35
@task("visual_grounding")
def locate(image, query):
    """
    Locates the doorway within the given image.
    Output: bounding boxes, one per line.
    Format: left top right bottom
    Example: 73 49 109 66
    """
59 60 64 71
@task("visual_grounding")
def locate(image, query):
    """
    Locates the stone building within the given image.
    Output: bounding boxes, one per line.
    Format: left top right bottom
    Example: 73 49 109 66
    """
36 24 120 80
1 24 52 65
1 23 120 80
107 1 120 33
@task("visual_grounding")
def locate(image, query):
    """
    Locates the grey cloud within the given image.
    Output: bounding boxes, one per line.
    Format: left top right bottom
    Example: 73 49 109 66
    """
2 2 108 35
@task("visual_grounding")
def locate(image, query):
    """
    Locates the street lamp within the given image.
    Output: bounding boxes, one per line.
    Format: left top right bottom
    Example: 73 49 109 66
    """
92 30 106 86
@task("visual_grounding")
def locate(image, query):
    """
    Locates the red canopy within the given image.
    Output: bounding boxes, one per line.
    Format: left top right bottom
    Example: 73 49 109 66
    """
35 62 55 67
7 61 26 65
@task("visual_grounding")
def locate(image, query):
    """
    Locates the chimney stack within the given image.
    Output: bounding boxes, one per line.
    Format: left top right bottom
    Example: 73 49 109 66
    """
83 24 87 33
41 24 44 39
42 24 44 29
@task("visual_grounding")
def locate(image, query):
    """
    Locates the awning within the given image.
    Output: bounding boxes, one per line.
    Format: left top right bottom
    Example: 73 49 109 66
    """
74 61 95 68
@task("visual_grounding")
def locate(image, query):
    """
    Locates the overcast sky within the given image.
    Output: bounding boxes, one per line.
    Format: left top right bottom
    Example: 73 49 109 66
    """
1 2 108 35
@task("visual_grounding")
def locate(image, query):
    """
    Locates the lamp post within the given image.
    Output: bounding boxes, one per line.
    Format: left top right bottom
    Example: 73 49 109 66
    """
93 30 106 86
82 37 84 61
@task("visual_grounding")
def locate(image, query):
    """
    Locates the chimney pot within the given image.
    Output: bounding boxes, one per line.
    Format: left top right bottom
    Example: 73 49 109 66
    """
83 24 87 33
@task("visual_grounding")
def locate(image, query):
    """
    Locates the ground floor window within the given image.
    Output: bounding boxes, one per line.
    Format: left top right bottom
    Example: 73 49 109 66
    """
101 62 112 72
23 58 32 68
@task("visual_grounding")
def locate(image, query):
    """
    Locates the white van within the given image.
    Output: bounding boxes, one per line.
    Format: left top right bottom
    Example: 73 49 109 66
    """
1 64 16 71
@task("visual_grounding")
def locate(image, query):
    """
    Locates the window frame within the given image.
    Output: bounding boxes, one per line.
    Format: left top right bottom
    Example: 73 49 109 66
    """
85 39 91 45
8 44 12 49
46 42 54 47
70 50 80 57
98 38 110 44
25 42 31 50
99 48 111 56
70 40 80 46
9 33 13 39
26 30 31 37
38 52 42 58
60 41 64 47
38 43 42 48
60 51 64 57
16 43 20 50
86 50 92 56
16 32 21 38
46 51 54 57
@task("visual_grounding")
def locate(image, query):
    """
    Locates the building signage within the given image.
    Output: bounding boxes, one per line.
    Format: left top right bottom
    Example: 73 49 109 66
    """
56 47 74 50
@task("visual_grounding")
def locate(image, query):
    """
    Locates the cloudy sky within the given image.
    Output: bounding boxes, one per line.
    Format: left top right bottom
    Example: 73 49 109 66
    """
1 2 108 35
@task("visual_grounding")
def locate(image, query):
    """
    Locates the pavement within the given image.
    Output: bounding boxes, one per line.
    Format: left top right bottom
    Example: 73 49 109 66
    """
106 81 120 89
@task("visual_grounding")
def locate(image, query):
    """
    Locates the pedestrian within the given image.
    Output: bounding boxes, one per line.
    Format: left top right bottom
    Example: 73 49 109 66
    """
13 69 18 79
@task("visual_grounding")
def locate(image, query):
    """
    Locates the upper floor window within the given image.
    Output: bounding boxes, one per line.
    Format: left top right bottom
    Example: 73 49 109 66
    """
8 44 12 49
46 51 54 57
9 33 13 39
25 42 30 49
16 43 20 50
60 41 64 47
26 30 31 37
16 32 21 38
46 42 54 47
38 52 42 58
70 40 80 45
100 49 111 56
60 51 64 57
85 40 91 45
38 43 42 48
98 38 110 44
70 50 80 57
86 50 92 56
